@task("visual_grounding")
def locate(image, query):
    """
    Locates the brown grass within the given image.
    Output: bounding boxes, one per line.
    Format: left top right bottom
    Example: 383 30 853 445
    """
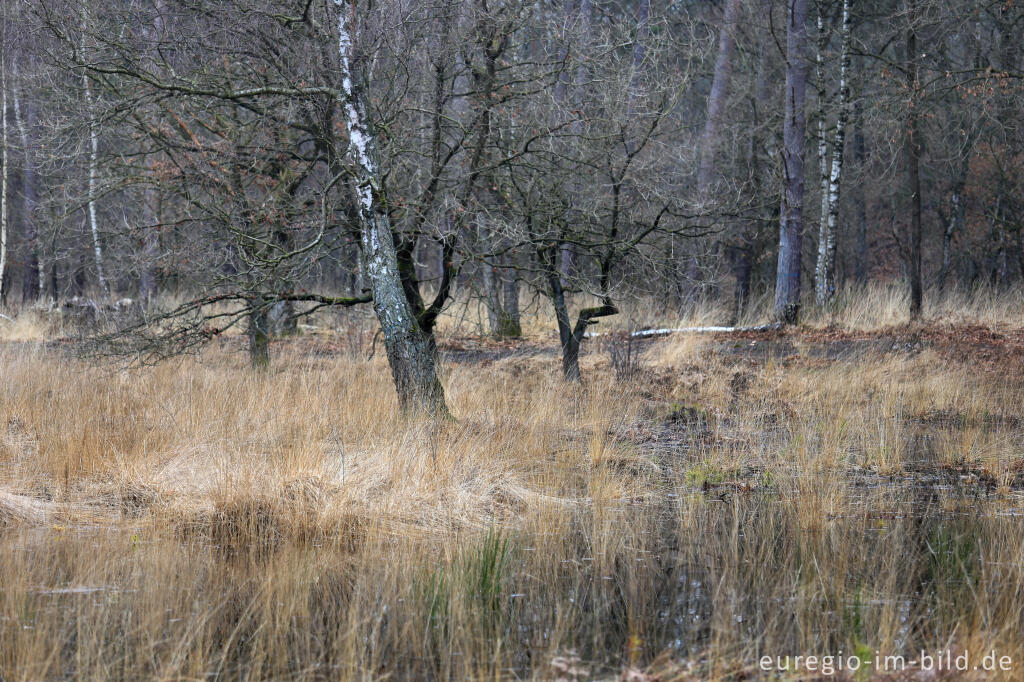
1 286 1024 679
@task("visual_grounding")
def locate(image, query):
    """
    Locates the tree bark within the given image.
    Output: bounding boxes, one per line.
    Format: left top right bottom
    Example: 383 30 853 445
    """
813 6 830 303
852 98 868 283
248 296 270 370
335 1 447 416
546 258 616 382
774 0 810 325
0 51 8 308
814 0 850 306
904 0 923 318
500 262 520 337
81 18 110 299
137 1 164 306
731 245 753 324
697 0 741 194
12 81 40 305
138 199 159 304
730 0 773 325
478 214 502 333
938 157 967 291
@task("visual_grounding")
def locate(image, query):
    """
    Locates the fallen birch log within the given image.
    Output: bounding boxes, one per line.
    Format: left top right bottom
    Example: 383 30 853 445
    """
586 322 783 338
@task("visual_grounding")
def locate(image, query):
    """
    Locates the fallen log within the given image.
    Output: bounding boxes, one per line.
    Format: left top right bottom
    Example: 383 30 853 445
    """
586 322 783 339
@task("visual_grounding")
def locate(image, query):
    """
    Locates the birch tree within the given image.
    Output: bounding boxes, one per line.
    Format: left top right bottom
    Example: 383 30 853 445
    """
80 11 109 299
814 0 851 306
334 0 447 414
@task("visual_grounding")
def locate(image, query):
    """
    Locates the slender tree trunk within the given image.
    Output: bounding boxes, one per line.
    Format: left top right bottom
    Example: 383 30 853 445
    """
81 21 110 299
0 52 8 308
731 246 753 324
12 81 40 305
501 263 520 336
813 7 830 302
138 198 159 304
137 1 165 306
852 98 868 283
478 214 502 333
731 0 773 325
697 0 742 193
938 158 967 291
547 264 578 382
814 0 850 306
478 215 521 338
774 0 810 324
556 0 590 289
987 197 1005 286
335 2 446 416
904 0 923 318
248 296 270 370
1016 230 1024 284
482 268 500 333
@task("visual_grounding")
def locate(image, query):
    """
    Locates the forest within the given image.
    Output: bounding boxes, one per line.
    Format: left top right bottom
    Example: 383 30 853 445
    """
0 0 1022 679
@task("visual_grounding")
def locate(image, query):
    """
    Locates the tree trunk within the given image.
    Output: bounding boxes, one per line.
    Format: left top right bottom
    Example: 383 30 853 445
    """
731 0 773 325
248 297 270 370
904 0 923 318
1016 230 1024 284
774 0 810 325
0 49 7 308
138 201 159 305
12 80 40 305
500 263 521 337
814 0 850 306
852 98 868 283
731 245 753 324
478 215 502 333
478 215 521 338
548 266 579 381
697 0 742 194
336 1 447 416
938 157 967 291
81 21 110 299
134 4 162 306
482 262 501 333
813 6 831 304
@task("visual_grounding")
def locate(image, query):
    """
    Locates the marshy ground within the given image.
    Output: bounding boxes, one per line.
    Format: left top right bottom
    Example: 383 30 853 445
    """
1 286 1023 680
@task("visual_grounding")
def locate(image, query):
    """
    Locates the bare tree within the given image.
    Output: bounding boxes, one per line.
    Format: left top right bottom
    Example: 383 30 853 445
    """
334 0 447 414
0 21 7 307
814 0 851 306
80 10 109 299
903 0 923 317
12 67 41 304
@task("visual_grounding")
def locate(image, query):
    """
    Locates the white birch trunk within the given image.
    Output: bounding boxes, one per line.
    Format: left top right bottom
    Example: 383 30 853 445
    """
815 0 851 306
81 18 109 299
813 9 830 303
335 1 446 415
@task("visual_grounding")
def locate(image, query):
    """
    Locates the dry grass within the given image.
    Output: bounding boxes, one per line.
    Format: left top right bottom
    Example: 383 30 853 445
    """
1 287 1024 679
